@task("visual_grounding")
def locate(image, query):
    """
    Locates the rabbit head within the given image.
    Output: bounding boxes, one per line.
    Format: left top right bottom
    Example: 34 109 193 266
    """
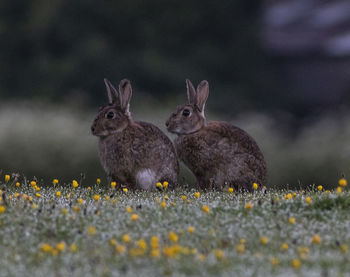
91 78 132 137
166 79 209 135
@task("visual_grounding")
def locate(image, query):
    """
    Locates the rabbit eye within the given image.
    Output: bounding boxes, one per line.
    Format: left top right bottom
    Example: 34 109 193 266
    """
182 109 191 117
106 111 115 119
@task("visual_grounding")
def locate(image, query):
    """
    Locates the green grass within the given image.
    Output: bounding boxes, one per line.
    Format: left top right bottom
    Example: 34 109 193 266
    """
0 178 350 277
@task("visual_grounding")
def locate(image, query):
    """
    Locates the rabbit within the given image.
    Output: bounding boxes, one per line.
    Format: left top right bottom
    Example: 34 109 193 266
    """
165 79 267 190
91 78 179 190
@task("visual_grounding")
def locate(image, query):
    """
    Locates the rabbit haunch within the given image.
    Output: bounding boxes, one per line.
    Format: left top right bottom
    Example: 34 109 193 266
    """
92 78 179 189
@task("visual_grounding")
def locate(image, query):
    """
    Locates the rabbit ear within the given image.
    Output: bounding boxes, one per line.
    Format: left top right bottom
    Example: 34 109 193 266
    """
186 79 196 105
118 79 132 115
196 80 209 113
104 78 119 104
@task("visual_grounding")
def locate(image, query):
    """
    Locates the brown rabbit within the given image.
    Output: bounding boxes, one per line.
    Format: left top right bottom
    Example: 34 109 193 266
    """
91 78 179 190
166 79 267 190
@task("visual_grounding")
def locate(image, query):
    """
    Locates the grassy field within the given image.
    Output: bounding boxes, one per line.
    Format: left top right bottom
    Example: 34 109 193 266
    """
0 176 350 277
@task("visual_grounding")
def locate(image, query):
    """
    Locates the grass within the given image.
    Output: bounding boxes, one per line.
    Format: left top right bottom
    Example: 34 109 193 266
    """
0 176 350 276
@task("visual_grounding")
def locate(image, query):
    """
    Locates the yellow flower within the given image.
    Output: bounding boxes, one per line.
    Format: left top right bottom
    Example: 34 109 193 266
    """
155 197 160 203
228 187 234 193
188 226 195 233
150 236 159 249
194 192 200 198
305 197 312 204
73 206 80 213
293 192 297 197
339 178 347 187
122 234 130 243
96 178 101 185
137 239 147 250
93 195 100 201
72 180 79 188
297 246 309 259
109 239 117 247
77 198 84 204
240 238 246 244
35 186 40 192
164 195 169 200
131 213 139 221
66 194 71 199
30 181 36 187
289 217 295 225
122 188 128 193
105 195 110 201
32 203 37 209
156 182 162 189
312 234 321 244
151 248 160 258
56 242 66 252
202 205 210 213
163 181 169 189
317 185 323 191
260 236 268 245
88 186 91 190
236 244 245 253
271 257 279 266
168 231 178 243
160 201 166 208
281 243 289 251
56 191 61 197
126 206 133 213
337 186 342 194
253 183 258 190
284 193 292 200
52 179 59 185
111 181 116 188
61 208 67 215
340 244 348 253
181 195 187 201
291 258 301 268
4 175 10 183
0 206 5 213
15 182 20 187
116 245 126 254
70 244 77 252
87 226 96 235
35 193 41 198
213 249 224 259
198 253 206 261
245 202 253 210
41 243 53 253
14 193 20 198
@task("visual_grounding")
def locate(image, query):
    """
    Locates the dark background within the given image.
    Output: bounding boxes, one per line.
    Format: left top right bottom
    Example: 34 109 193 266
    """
1 0 350 187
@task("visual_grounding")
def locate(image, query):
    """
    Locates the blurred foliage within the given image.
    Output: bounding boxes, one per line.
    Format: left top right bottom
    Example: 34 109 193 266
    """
0 0 284 114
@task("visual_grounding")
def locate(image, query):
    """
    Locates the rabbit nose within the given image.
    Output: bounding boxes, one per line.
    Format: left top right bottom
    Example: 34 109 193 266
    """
91 125 95 133
165 120 169 127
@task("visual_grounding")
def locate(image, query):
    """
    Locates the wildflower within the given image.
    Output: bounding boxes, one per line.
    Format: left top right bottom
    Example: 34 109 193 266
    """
339 178 347 187
305 197 312 204
293 192 297 197
151 248 160 258
213 249 224 259
41 243 53 253
32 203 37 209
61 208 67 215
96 178 101 185
56 242 66 252
122 188 128 193
297 246 309 259
317 185 323 191
122 234 130 243
72 180 79 188
284 193 292 200
163 181 169 189
194 192 200 198
337 186 342 194
126 206 133 213
160 201 166 208
198 253 206 261
164 195 169 200
116 245 126 254
312 235 321 244
15 182 20 187
137 239 147 250
88 186 91 190
52 179 59 185
155 197 160 203
271 257 279 266
131 213 139 221
202 205 210 213
289 217 295 225
77 198 83 204
240 238 246 244
281 243 289 251
14 193 20 198
260 236 268 245
0 206 5 213
29 196 33 202
340 245 348 253
151 236 159 248
109 239 117 247
228 187 234 193
245 202 253 210
188 226 195 233
35 186 40 192
35 193 41 198
156 182 162 189
105 195 110 201
30 181 36 187
66 194 71 199
4 175 10 183
70 244 77 252
87 226 96 235
93 195 100 201
111 182 116 188
181 195 187 201
253 183 258 190
236 244 245 253
129 247 145 257
73 206 80 213
168 231 178 243
291 258 301 268
56 191 61 197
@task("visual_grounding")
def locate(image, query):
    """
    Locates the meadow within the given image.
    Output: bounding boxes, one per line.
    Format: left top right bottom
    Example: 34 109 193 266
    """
0 175 349 277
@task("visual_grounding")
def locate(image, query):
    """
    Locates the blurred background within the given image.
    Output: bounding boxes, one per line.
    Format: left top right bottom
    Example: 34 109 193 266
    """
1 0 350 187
